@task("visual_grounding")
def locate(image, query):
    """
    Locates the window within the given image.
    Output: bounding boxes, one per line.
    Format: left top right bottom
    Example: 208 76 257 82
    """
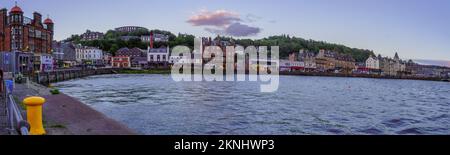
35 30 42 38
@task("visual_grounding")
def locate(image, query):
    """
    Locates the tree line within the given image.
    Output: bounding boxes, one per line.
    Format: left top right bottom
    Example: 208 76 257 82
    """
64 30 374 62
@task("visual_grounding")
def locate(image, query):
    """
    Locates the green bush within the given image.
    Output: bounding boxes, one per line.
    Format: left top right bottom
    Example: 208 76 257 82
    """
50 89 60 95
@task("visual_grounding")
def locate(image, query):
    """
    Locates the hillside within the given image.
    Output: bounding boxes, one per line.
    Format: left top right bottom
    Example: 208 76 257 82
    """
65 31 374 62
234 35 375 62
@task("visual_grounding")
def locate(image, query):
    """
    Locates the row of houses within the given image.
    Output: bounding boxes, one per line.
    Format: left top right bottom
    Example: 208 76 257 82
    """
110 46 170 68
281 49 450 78
0 51 54 75
282 49 357 74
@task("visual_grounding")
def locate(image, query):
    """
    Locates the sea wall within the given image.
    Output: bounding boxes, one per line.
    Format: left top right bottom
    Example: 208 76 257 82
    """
280 71 444 81
32 68 120 85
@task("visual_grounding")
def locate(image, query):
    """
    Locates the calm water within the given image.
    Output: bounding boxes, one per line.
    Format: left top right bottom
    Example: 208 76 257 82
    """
53 74 450 135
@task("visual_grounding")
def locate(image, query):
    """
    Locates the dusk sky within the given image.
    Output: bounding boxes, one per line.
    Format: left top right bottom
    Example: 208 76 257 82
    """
1 0 450 63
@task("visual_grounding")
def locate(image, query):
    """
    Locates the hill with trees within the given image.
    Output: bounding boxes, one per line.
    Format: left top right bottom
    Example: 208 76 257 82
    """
65 30 374 62
235 35 375 62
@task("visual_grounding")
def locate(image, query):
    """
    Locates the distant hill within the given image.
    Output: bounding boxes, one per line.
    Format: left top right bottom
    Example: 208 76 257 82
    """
413 59 450 68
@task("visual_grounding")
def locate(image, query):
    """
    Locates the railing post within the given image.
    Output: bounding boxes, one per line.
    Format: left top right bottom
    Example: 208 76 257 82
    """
23 96 46 135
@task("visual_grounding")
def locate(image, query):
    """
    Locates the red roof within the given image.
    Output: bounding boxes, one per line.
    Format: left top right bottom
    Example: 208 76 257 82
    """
10 5 23 13
44 18 53 24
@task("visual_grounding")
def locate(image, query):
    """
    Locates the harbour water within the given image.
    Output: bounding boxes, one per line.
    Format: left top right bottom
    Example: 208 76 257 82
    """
53 74 450 135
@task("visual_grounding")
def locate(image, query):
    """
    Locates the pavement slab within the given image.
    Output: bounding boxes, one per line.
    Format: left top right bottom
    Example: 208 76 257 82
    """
42 94 136 135
10 82 136 135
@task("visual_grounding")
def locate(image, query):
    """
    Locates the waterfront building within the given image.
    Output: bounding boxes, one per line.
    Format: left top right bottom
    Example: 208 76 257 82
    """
52 41 64 68
315 50 336 72
379 52 406 76
147 46 169 63
61 42 76 68
355 62 369 74
116 47 145 59
131 57 148 68
280 59 304 72
116 47 146 67
249 58 279 73
314 49 355 73
53 41 77 68
75 45 104 66
102 52 112 67
111 56 130 68
0 4 54 54
80 30 104 41
407 62 450 78
169 54 183 64
288 52 298 61
298 49 317 72
201 36 236 69
366 55 380 70
334 54 356 74
115 26 148 33
34 53 53 72
0 51 33 75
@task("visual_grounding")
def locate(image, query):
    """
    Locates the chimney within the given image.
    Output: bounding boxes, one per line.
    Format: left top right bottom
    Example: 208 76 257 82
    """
0 9 7 31
150 31 154 49
33 12 42 24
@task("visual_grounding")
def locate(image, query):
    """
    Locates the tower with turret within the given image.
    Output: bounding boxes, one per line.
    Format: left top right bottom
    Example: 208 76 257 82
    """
0 2 54 53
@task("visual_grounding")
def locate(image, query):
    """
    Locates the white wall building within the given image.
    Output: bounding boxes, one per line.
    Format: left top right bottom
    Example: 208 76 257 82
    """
169 55 183 64
38 54 54 72
280 60 305 71
75 45 103 64
366 56 380 69
147 46 169 63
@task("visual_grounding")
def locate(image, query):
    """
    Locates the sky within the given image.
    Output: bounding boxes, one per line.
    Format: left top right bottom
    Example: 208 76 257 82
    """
1 0 450 63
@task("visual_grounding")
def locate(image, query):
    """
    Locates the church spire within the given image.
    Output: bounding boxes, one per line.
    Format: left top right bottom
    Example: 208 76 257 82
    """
394 52 399 60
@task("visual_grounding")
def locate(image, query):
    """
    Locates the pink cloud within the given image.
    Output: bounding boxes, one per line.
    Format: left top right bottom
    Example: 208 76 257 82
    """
187 10 241 27
188 9 262 37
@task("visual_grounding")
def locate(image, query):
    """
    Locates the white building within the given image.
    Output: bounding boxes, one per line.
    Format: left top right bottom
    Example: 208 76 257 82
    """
280 60 305 71
299 49 317 70
169 55 183 64
36 53 53 72
141 34 169 43
75 45 103 64
365 56 380 69
147 46 169 63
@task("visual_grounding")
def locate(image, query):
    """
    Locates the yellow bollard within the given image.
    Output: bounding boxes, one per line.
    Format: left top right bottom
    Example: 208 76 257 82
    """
23 96 46 135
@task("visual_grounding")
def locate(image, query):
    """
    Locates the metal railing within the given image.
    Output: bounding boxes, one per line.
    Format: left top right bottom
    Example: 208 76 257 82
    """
3 80 29 135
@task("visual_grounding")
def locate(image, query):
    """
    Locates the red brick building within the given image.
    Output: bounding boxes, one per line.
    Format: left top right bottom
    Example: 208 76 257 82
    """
111 56 131 68
0 4 54 53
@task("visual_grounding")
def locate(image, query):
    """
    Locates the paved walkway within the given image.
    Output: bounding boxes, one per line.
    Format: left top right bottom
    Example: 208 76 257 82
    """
43 94 136 135
12 82 136 135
